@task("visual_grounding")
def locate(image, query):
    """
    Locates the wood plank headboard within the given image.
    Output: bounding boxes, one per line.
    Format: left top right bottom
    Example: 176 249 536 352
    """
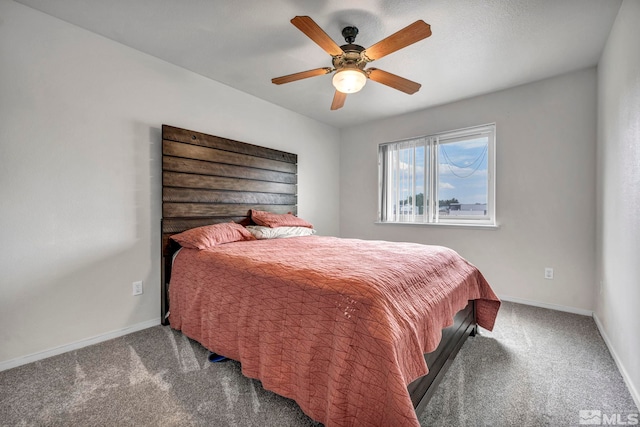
160 124 298 323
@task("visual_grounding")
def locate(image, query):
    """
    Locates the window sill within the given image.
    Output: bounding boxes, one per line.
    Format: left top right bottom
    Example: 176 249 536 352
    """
374 221 500 230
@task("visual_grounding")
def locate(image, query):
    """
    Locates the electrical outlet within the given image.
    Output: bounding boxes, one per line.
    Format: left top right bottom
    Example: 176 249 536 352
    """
544 268 554 280
133 281 143 296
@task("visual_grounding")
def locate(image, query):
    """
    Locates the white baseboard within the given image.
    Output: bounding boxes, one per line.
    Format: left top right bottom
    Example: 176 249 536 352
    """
593 313 640 412
498 294 594 316
0 318 161 372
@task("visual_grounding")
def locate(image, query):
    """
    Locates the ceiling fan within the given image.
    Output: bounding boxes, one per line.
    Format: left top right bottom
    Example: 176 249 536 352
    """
272 16 432 110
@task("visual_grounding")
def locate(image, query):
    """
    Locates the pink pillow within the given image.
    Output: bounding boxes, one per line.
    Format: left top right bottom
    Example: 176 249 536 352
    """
170 222 255 249
250 209 313 228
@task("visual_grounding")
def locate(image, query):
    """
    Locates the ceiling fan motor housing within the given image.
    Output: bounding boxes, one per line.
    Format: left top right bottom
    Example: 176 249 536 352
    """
333 43 367 71
334 26 368 71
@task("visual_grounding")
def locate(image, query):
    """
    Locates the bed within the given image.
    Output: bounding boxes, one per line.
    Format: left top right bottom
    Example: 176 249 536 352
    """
160 125 500 426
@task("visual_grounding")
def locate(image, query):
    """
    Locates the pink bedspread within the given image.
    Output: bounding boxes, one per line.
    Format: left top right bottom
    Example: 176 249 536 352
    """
169 236 500 426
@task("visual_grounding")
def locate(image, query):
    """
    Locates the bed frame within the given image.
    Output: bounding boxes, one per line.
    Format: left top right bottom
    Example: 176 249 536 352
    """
160 124 477 418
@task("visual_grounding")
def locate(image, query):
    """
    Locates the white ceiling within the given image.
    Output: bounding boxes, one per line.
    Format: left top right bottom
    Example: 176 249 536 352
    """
15 0 621 128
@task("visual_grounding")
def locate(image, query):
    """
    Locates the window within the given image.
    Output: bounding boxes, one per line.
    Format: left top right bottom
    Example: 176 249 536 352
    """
378 123 495 226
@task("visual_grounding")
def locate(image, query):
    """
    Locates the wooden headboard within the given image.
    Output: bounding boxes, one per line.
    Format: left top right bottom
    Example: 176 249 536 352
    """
160 124 298 324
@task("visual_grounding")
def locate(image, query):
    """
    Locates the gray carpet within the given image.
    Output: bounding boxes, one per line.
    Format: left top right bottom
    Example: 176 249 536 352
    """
419 302 638 426
0 302 637 426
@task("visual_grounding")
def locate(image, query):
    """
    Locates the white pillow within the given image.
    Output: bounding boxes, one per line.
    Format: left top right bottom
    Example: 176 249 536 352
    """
246 226 316 239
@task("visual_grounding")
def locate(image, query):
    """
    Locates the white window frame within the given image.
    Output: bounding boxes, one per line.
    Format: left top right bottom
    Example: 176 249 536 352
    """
378 123 496 227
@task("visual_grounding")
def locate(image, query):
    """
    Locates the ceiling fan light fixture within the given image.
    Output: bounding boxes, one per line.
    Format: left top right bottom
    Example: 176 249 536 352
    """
332 69 367 94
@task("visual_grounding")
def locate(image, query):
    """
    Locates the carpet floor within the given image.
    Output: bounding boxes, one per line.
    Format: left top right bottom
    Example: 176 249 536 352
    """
0 301 637 426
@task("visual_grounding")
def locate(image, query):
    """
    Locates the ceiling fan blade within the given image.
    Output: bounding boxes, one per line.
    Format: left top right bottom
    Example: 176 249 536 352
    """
331 91 347 110
364 20 432 61
368 68 421 94
291 16 344 57
272 67 333 85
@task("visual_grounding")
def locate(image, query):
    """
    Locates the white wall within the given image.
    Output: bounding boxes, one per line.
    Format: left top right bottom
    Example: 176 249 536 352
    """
596 0 640 407
340 68 597 312
0 0 340 366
